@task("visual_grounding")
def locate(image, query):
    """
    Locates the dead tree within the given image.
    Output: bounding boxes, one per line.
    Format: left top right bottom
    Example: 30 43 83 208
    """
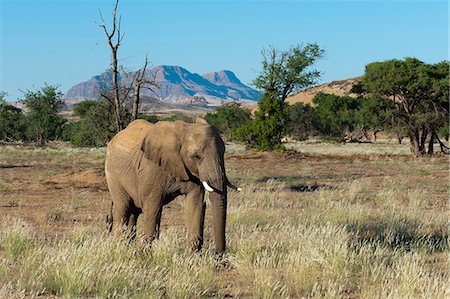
99 0 124 131
132 55 159 121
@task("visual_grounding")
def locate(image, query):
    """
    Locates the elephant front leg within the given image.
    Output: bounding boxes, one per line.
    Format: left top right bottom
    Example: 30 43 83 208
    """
142 203 163 244
185 186 206 251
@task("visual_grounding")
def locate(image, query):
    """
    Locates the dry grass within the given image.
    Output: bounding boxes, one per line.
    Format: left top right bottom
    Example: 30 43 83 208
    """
0 143 448 298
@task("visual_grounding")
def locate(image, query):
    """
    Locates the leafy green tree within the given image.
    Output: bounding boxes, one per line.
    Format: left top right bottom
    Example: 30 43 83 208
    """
355 97 391 141
253 44 325 102
21 85 65 145
287 102 319 140
204 103 251 139
425 61 449 154
361 58 449 156
0 92 26 141
240 44 324 150
73 100 98 118
235 95 289 150
313 93 360 138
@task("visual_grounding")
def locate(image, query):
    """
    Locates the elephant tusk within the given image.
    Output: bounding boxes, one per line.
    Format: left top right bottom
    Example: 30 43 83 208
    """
202 181 214 192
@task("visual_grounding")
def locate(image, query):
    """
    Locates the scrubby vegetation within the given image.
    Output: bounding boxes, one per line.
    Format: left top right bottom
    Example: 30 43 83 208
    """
0 57 448 155
0 145 447 298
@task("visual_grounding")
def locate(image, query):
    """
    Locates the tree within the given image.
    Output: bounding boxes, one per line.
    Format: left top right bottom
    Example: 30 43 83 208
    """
64 99 127 147
98 0 159 129
361 58 449 156
287 102 319 141
355 97 391 141
0 92 26 141
98 0 125 131
20 85 66 145
235 95 289 150
241 44 324 150
253 44 325 103
313 93 360 139
131 55 159 121
204 102 251 139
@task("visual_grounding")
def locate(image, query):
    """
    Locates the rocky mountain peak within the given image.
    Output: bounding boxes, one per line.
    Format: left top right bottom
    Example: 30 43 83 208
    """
203 70 243 86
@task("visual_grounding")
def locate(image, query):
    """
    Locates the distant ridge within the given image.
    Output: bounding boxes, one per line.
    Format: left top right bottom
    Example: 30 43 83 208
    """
64 66 262 106
286 77 361 105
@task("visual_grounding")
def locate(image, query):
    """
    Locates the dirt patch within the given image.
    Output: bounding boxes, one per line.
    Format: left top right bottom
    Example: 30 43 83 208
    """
45 169 107 190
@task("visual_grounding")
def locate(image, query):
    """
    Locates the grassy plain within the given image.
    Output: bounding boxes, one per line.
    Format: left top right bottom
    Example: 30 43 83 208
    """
0 142 448 298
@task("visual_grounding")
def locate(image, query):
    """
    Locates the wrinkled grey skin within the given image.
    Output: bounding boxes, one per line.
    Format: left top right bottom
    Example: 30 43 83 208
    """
105 118 231 254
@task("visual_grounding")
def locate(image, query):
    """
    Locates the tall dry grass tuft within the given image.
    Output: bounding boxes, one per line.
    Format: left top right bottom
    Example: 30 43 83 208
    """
0 218 34 263
0 220 220 298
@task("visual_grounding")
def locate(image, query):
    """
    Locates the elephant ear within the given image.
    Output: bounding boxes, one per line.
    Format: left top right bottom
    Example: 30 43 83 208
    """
140 124 189 181
195 117 209 125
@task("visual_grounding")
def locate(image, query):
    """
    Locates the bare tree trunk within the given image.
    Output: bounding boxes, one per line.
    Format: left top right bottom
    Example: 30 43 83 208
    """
132 83 140 121
397 131 403 144
427 130 435 155
436 134 450 154
409 128 421 157
99 0 124 132
419 126 427 154
112 52 122 131
131 55 158 121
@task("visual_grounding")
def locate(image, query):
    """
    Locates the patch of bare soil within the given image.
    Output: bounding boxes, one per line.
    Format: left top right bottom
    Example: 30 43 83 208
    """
45 169 107 190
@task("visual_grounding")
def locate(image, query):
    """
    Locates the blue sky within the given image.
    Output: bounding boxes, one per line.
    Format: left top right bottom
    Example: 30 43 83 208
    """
0 0 448 101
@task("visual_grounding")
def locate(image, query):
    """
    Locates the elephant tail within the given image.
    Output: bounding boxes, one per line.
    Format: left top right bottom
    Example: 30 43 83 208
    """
106 202 113 232
226 179 242 192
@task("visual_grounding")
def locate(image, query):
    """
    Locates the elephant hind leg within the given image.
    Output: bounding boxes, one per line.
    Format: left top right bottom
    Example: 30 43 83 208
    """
107 182 134 235
127 205 141 241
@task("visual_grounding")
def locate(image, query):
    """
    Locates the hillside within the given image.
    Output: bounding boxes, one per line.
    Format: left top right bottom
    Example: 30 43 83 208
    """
286 77 361 105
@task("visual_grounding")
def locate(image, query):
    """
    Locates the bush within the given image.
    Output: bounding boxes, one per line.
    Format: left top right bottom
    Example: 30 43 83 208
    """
313 93 360 138
204 103 251 139
65 100 123 147
287 102 319 141
234 96 288 151
0 102 26 142
138 113 158 123
162 114 193 123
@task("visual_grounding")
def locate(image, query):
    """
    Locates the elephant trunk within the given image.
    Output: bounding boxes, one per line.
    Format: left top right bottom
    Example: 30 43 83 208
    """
200 155 227 253
209 188 227 254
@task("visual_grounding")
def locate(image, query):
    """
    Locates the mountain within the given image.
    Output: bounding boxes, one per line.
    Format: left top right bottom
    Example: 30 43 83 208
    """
64 66 261 106
286 77 361 105
202 70 261 101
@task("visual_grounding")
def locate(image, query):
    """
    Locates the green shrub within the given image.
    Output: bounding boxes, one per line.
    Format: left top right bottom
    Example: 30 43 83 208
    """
0 102 26 142
65 99 126 147
204 103 251 139
287 102 319 140
138 113 158 123
162 114 193 123
234 96 288 151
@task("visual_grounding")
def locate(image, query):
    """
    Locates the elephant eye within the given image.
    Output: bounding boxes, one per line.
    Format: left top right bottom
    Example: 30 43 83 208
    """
193 153 202 161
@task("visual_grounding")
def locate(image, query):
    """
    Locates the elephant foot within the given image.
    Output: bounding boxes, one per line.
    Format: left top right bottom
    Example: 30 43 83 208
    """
188 237 203 252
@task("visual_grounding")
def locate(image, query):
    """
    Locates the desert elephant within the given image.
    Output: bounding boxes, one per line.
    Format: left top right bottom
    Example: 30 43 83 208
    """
105 118 238 254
